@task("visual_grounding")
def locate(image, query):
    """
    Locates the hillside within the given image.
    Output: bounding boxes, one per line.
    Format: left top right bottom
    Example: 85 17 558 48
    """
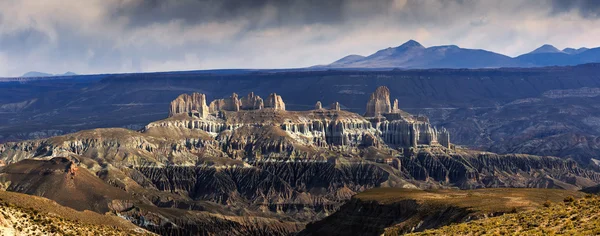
0 190 149 235
0 157 134 213
407 194 600 235
301 188 585 236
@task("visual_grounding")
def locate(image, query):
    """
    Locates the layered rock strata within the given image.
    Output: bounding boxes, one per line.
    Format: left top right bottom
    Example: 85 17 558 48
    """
165 87 449 153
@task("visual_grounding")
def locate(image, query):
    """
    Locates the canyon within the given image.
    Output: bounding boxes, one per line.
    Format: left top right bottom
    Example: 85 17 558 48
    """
1 86 600 234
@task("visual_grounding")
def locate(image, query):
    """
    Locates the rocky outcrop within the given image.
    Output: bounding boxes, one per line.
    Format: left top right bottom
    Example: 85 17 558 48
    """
365 86 392 117
392 99 399 112
315 101 322 110
265 93 286 110
209 93 242 112
438 128 451 149
240 92 264 110
169 93 209 118
330 102 340 111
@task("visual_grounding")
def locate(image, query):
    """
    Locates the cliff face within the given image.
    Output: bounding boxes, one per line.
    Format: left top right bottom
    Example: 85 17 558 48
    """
240 92 264 110
163 87 450 153
169 92 209 118
365 86 392 117
209 93 242 112
265 93 286 110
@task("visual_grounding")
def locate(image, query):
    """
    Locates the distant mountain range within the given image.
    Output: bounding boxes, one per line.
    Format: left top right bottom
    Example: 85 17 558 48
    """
319 40 599 69
22 71 77 77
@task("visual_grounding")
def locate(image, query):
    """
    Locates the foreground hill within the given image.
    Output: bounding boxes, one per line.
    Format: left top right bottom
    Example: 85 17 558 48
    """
301 188 585 236
407 194 600 235
0 156 303 235
0 157 134 213
0 190 149 235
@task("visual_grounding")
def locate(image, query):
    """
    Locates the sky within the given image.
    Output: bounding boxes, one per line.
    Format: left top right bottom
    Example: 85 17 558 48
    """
0 0 599 77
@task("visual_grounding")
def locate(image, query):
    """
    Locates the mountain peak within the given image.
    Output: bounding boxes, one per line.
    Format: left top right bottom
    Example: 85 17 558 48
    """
398 40 424 49
529 44 564 54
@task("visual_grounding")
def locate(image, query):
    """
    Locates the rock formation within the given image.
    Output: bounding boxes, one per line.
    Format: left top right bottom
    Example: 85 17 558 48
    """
364 86 392 117
438 128 451 149
240 92 264 110
169 93 209 118
209 93 241 112
162 87 451 150
330 102 340 111
265 93 286 110
315 101 322 110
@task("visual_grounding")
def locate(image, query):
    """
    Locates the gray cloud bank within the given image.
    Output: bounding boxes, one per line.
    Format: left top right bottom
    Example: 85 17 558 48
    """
0 0 599 76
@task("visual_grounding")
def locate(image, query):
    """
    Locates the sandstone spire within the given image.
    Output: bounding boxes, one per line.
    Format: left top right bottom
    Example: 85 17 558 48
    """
392 99 399 112
330 102 340 111
169 92 209 118
209 93 241 113
265 93 286 110
240 92 264 110
315 101 322 110
364 86 392 117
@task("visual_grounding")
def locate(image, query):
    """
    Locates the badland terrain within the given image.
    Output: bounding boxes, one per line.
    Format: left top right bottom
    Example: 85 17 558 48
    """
2 79 600 234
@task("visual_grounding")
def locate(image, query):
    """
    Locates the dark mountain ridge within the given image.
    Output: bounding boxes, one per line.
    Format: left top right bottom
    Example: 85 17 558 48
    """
324 40 600 69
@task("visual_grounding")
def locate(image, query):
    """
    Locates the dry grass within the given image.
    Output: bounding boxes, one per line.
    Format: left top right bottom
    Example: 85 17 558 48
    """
406 194 600 236
357 188 584 213
0 190 151 235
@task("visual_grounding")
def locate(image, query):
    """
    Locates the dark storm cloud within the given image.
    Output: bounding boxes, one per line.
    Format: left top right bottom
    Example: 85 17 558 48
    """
111 0 358 29
550 0 600 18
1 0 600 77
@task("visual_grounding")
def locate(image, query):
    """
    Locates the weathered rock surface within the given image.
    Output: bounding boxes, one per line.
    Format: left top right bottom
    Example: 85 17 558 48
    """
265 93 286 110
169 92 209 118
315 101 322 110
330 102 340 111
240 92 264 110
365 86 392 117
209 93 242 112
